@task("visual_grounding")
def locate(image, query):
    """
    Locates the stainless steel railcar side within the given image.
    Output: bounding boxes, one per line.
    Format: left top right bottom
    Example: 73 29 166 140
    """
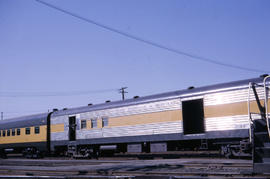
49 76 270 157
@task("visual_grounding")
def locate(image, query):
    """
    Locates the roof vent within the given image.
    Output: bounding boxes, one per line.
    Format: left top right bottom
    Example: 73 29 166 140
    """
88 103 93 106
188 86 195 90
133 96 139 99
260 74 269 78
53 108 58 112
63 108 68 110
105 100 111 103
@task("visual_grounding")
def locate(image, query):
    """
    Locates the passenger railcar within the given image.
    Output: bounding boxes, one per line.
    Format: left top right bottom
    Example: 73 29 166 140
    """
0 113 50 158
0 75 269 160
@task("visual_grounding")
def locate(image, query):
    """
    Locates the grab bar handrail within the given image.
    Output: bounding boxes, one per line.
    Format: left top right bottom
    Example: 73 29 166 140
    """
248 82 253 143
263 76 270 139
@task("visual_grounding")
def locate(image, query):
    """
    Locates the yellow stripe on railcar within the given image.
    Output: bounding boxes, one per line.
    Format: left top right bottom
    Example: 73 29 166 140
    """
0 125 47 144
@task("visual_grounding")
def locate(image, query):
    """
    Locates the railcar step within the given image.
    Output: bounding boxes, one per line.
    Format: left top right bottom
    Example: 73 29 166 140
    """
256 131 268 134
253 163 270 173
254 131 269 135
255 147 270 156
253 119 268 132
254 132 270 144
263 157 270 163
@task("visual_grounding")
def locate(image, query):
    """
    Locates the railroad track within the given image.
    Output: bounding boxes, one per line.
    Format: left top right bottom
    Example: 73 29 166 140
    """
0 169 268 179
0 158 268 178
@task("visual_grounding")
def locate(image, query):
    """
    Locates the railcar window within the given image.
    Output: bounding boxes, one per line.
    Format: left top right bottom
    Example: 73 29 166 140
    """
25 127 31 135
102 117 108 127
12 129 15 136
91 119 97 128
17 128 21 136
3 130 5 137
35 126 40 134
81 120 87 129
7 129 10 136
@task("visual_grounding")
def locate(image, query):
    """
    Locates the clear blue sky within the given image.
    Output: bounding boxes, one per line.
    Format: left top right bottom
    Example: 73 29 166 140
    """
0 0 270 119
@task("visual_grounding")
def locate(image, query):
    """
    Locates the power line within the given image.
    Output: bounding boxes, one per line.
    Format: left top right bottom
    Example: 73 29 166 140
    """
35 0 269 74
3 110 48 114
0 88 118 97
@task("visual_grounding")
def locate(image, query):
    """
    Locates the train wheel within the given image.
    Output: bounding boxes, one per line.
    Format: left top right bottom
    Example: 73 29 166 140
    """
23 148 42 159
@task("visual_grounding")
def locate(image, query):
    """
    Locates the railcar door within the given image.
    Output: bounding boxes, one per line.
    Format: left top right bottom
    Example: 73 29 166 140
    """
69 116 76 141
182 98 205 135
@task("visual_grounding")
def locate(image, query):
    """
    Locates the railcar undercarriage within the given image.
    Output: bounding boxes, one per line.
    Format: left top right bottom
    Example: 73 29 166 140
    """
52 138 252 159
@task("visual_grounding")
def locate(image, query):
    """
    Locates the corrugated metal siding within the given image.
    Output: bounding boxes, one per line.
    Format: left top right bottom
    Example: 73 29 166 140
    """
205 115 249 131
79 98 181 119
51 131 68 141
76 121 182 139
51 114 255 140
51 115 67 125
204 87 267 106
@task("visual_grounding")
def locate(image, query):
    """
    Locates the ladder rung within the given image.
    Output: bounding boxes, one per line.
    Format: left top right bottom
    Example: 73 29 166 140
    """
252 83 264 87
252 118 266 121
250 112 261 115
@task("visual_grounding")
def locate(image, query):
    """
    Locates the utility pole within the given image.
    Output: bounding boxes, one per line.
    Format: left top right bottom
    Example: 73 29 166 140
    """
119 87 128 100
1 112 3 120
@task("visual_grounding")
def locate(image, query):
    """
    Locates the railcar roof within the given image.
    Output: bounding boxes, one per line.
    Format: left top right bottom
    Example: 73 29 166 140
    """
51 76 266 117
0 113 48 129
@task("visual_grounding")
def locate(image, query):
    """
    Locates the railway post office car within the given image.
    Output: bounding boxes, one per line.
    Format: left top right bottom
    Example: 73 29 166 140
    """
49 75 270 158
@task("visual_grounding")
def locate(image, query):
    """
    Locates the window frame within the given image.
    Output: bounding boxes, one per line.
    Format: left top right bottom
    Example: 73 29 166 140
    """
91 118 97 128
17 128 21 136
7 129 10 136
12 129 15 136
81 120 87 129
25 127 31 135
102 117 108 127
34 126 40 134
